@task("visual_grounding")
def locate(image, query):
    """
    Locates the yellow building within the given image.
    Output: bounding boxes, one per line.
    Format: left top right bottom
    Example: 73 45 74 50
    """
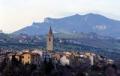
21 51 32 64
7 50 42 65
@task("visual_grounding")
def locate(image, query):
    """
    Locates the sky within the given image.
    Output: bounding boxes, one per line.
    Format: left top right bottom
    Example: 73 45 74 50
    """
0 0 120 33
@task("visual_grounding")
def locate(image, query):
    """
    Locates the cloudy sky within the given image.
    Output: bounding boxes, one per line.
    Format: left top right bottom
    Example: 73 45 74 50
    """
0 0 120 33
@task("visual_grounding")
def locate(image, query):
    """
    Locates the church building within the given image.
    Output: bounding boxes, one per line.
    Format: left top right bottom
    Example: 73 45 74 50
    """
46 26 54 52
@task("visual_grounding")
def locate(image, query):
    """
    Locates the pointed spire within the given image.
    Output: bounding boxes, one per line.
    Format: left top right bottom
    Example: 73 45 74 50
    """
49 26 53 35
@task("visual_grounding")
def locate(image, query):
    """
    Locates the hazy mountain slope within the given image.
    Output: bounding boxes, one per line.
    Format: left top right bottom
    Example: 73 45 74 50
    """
54 32 120 51
13 13 120 38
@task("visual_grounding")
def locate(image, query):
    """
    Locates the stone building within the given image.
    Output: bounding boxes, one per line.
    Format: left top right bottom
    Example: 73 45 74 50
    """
46 26 54 52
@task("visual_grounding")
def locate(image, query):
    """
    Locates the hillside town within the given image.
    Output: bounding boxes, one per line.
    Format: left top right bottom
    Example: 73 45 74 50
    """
0 27 119 76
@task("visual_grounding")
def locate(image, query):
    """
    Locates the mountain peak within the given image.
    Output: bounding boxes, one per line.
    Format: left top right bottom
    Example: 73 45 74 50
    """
13 13 120 38
86 13 98 16
74 14 80 16
84 13 109 20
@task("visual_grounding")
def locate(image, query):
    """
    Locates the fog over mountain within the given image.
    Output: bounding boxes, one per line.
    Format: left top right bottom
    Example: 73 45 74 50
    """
13 13 120 38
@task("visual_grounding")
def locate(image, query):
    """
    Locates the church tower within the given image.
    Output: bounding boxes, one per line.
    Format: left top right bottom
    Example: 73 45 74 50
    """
47 26 53 52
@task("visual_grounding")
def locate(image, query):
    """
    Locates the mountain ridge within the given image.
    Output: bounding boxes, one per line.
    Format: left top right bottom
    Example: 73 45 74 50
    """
13 13 120 38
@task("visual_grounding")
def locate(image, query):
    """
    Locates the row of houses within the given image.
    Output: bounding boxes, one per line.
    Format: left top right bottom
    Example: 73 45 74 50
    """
0 48 114 69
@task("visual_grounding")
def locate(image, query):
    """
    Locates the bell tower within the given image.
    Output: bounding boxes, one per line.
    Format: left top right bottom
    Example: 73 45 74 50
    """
47 26 53 52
